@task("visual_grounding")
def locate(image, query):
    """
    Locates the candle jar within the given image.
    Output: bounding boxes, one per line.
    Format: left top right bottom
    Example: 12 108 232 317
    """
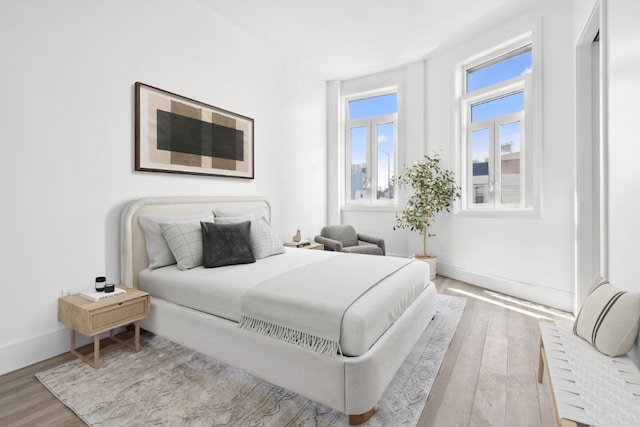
95 276 106 292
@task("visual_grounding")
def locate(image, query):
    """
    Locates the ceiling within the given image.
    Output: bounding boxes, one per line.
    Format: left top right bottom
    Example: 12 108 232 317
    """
198 0 540 80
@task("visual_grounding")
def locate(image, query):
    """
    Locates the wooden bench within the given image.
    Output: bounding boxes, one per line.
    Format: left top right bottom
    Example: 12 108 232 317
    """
538 320 640 427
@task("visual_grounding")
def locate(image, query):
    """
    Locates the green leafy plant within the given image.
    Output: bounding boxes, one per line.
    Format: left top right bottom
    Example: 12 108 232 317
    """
393 154 461 257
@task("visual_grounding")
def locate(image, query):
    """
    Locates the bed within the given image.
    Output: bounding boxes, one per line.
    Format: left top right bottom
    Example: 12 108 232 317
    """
120 196 437 424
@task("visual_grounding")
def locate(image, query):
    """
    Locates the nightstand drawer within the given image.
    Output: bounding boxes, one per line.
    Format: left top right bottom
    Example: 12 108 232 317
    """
91 297 149 333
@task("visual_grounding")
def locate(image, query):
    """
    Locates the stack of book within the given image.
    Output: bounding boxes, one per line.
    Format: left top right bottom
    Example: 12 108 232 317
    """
80 287 126 302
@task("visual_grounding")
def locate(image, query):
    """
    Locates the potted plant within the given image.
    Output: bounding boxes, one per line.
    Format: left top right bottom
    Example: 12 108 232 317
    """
392 153 460 279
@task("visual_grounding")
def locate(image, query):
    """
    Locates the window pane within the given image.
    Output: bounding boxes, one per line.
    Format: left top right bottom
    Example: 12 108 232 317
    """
349 93 398 120
500 121 521 204
350 126 367 200
471 128 490 205
467 49 531 92
471 91 523 123
376 122 394 200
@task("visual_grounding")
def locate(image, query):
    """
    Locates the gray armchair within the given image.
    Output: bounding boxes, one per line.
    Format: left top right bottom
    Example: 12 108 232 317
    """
314 225 385 256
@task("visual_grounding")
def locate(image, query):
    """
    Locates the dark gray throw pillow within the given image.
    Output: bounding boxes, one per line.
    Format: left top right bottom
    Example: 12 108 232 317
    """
201 221 255 268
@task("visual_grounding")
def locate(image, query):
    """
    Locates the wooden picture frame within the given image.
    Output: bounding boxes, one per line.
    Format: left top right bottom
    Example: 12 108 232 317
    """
135 82 254 179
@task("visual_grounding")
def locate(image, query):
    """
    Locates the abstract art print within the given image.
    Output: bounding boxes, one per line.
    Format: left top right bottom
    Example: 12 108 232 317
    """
135 82 254 179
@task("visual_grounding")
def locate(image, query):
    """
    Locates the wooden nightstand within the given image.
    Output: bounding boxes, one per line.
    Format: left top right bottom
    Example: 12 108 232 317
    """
58 286 150 368
303 242 324 250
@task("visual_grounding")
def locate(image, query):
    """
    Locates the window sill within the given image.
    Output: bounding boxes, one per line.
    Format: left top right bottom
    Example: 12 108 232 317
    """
341 204 398 213
457 207 540 219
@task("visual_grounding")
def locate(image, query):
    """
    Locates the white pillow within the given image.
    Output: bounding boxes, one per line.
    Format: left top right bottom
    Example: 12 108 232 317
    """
159 221 206 271
214 207 269 223
138 211 213 269
249 217 285 259
214 214 253 224
574 280 640 356
215 216 284 259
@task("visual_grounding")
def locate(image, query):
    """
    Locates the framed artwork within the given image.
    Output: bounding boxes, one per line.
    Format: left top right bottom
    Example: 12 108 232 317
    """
135 82 254 179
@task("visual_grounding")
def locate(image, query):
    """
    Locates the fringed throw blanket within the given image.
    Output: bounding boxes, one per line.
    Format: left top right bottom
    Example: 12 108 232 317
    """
238 254 413 356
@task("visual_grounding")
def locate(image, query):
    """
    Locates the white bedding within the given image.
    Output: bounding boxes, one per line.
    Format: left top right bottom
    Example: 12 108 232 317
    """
139 247 430 356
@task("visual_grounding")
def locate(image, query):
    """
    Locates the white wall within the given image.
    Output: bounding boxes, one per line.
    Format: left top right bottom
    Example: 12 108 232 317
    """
573 0 599 42
604 0 640 366
337 1 577 311
605 0 640 290
0 0 326 375
427 0 576 311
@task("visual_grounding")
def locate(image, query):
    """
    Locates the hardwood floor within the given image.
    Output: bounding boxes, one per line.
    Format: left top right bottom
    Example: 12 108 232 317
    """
0 348 88 426
419 276 571 427
0 276 570 426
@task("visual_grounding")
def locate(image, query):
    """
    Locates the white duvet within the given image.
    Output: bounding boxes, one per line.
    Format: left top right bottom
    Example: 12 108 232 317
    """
138 248 430 356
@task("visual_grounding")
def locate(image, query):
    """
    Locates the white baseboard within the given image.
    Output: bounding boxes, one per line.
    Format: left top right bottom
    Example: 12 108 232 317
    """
0 327 121 376
387 252 407 258
437 261 574 313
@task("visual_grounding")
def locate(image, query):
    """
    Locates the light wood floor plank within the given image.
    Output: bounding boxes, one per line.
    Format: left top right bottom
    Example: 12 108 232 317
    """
505 310 545 427
418 278 479 426
430 291 488 426
469 302 509 427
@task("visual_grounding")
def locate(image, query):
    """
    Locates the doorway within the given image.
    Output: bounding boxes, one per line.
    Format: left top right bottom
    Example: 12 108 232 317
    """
575 3 607 313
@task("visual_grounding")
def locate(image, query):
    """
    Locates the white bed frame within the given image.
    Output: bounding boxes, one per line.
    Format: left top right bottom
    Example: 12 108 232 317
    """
121 196 437 424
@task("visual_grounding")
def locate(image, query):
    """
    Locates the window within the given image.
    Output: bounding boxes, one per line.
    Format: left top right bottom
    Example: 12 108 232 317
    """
460 41 536 212
345 91 398 205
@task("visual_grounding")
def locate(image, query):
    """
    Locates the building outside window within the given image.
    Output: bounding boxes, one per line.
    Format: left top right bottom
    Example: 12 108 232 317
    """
345 91 398 206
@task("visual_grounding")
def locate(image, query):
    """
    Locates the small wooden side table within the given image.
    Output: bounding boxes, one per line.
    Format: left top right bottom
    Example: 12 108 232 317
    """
302 242 324 250
58 286 150 368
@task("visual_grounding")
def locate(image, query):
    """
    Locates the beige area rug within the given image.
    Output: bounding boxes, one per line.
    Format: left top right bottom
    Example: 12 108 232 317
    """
37 294 465 426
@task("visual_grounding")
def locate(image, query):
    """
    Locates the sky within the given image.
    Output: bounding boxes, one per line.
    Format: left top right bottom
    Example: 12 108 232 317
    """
467 50 531 92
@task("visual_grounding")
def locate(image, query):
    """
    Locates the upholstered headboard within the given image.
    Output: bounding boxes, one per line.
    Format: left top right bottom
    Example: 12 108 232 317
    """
120 196 271 288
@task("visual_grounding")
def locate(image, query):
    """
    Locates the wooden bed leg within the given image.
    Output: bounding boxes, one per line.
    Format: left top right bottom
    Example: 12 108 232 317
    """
349 408 375 425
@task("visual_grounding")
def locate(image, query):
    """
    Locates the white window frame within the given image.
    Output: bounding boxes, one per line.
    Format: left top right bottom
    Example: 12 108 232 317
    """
466 80 527 210
343 88 399 207
456 28 541 218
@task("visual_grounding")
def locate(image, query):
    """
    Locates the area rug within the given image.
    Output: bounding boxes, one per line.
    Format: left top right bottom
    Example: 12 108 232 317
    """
37 294 465 426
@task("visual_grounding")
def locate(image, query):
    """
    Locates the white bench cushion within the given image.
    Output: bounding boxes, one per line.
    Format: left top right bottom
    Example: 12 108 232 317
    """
540 320 640 426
